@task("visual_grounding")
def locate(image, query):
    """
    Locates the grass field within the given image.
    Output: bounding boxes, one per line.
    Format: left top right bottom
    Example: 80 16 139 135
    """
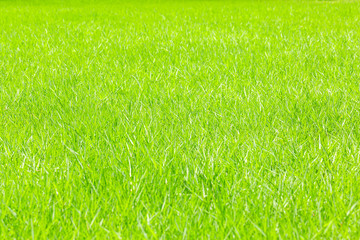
1 0 360 238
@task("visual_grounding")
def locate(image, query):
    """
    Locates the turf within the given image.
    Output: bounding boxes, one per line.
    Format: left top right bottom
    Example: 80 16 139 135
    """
1 0 360 238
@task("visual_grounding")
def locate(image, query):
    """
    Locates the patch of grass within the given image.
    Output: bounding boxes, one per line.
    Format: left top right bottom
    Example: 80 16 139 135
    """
1 0 360 238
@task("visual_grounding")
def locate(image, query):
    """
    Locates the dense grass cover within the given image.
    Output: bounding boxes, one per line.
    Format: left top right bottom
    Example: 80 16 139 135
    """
1 0 360 238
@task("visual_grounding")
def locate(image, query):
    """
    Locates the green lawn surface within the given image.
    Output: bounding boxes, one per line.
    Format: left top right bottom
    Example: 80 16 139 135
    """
1 0 360 238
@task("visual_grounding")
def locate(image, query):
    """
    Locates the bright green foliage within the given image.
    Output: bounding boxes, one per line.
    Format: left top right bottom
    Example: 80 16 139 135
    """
1 0 360 238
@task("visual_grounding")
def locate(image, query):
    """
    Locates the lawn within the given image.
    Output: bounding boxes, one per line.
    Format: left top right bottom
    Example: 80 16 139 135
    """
1 0 360 238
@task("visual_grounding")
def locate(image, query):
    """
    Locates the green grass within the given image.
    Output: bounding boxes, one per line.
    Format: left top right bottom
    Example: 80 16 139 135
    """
1 0 360 238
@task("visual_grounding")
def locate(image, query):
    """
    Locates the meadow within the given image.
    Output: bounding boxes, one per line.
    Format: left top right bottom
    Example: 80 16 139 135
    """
1 0 360 238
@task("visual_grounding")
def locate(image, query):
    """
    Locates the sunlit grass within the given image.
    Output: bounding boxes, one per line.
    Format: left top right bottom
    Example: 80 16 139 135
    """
1 0 360 238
